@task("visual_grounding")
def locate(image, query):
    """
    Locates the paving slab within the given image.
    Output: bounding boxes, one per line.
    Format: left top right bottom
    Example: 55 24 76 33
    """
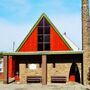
0 83 89 90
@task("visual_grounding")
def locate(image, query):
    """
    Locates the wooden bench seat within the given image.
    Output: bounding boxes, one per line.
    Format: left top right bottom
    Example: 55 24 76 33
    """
51 76 66 83
27 76 42 83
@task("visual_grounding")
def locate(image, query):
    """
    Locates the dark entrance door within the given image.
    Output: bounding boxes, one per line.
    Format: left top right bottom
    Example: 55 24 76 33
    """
69 63 80 83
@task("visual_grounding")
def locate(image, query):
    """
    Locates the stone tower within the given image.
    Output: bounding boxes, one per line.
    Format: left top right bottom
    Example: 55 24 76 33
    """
82 0 89 85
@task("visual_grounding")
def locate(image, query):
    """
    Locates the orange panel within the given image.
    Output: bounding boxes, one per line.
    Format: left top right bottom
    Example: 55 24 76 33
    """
8 56 13 78
50 26 70 51
12 59 15 77
19 27 38 52
69 75 75 82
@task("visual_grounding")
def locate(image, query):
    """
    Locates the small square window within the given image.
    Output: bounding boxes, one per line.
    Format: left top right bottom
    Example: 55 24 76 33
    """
0 68 2 71
38 27 43 34
44 35 50 42
0 68 3 72
38 19 43 26
45 43 50 50
38 43 43 51
38 35 43 42
44 18 50 26
44 27 50 34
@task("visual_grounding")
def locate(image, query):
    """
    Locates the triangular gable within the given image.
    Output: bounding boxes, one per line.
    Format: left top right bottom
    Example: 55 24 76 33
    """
16 13 72 51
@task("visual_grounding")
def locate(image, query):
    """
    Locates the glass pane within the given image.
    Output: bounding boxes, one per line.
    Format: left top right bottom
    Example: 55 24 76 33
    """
38 35 43 42
45 43 50 50
44 18 50 26
38 43 43 51
38 27 43 34
38 18 43 26
44 27 50 34
44 35 50 42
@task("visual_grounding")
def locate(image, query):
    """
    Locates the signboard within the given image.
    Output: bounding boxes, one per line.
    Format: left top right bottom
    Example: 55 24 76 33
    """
28 64 36 70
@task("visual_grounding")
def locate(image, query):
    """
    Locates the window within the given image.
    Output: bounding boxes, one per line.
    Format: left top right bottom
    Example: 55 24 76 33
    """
38 43 43 51
44 35 50 42
45 43 50 50
45 27 50 34
38 18 43 26
45 20 50 26
38 35 43 42
0 68 3 72
38 27 43 34
38 17 50 51
0 59 3 72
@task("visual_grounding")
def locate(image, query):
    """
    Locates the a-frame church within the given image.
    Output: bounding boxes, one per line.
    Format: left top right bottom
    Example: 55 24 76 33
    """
1 0 90 85
3 13 83 84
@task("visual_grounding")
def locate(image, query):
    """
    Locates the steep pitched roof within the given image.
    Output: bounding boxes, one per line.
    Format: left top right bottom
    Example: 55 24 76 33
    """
16 13 72 51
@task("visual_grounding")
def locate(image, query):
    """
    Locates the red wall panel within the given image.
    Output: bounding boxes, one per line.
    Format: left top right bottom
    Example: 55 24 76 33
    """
19 27 38 52
12 59 15 77
8 56 13 78
50 26 70 51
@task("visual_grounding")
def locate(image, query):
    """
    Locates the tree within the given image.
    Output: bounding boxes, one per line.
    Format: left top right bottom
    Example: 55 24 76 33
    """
0 52 3 58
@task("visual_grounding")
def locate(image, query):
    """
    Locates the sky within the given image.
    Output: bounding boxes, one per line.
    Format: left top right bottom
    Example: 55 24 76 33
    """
0 0 90 52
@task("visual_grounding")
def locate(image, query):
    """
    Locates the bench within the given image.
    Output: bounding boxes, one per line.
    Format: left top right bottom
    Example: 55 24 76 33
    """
27 76 42 83
51 76 67 83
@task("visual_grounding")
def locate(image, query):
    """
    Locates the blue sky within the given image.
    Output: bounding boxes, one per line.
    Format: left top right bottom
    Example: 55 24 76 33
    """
0 0 89 52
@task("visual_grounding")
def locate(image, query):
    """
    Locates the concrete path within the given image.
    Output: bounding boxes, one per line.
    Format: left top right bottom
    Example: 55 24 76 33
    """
0 83 90 90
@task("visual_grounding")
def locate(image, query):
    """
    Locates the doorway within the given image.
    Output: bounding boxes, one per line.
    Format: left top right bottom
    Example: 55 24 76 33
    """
69 62 80 83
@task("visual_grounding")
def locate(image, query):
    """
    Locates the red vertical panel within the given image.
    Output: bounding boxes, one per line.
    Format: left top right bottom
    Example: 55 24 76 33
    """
19 27 38 52
50 26 70 51
12 59 15 77
8 56 13 78
9 57 15 78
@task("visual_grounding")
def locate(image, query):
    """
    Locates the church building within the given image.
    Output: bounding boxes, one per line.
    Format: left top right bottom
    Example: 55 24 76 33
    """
1 0 90 85
2 13 83 84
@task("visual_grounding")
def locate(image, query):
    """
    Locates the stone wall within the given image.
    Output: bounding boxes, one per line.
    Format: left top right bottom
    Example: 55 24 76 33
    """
19 64 27 83
19 63 81 84
47 63 71 83
26 64 42 76
47 63 81 83
82 0 89 85
19 64 42 83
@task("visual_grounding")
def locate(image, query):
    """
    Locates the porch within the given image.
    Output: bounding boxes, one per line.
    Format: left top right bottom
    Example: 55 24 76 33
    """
3 51 83 85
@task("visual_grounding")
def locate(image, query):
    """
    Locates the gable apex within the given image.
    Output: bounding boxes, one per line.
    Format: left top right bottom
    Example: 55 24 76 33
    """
16 13 72 51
